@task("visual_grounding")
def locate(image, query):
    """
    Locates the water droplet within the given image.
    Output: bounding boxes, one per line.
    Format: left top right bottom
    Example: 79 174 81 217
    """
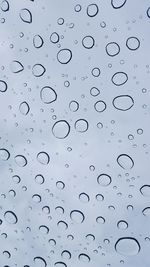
117 220 128 229
33 256 47 267
69 100 79 112
33 35 44 48
1 0 9 12
142 207 150 217
82 35 95 49
15 155 27 167
147 7 150 18
57 49 72 64
19 101 30 115
52 120 70 139
111 0 127 9
115 237 140 256
4 211 18 224
140 185 150 197
12 175 21 184
37 152 50 165
56 181 65 190
87 4 99 17
74 119 89 133
0 148 10 160
91 67 101 77
117 154 134 170
55 262 67 267
40 86 57 104
111 72 128 86
126 37 140 51
97 174 112 186
57 220 68 230
90 87 100 97
50 32 59 44
79 192 90 203
35 174 45 184
96 216 105 224
20 8 32 23
70 210 85 223
10 60 24 73
39 225 49 234
94 100 107 112
105 42 120 57
32 64 46 77
112 95 134 111
95 194 104 201
42 206 50 214
61 250 71 260
32 194 41 203
0 80 7 92
78 253 90 262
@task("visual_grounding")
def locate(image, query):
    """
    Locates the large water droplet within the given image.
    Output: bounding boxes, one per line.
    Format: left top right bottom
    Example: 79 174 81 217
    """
40 86 57 104
1 0 9 12
32 64 46 77
52 120 70 139
10 61 24 73
115 237 140 256
97 174 112 186
0 148 10 160
15 155 27 167
86 4 99 17
117 154 134 170
70 210 85 223
74 119 89 133
140 185 150 197
20 8 32 23
112 95 134 111
78 253 90 262
33 256 47 267
111 0 127 9
37 152 50 165
4 211 18 224
33 35 44 48
57 49 72 64
111 72 128 86
19 101 30 115
142 207 150 217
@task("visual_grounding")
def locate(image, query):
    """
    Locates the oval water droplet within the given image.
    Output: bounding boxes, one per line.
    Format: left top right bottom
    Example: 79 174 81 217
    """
126 37 140 51
61 250 71 260
78 253 90 262
55 262 67 267
0 148 10 160
117 220 128 230
33 35 44 48
37 152 50 165
19 101 30 115
79 192 90 203
4 211 18 224
74 119 89 133
112 95 134 111
86 4 99 17
117 154 134 170
35 174 45 184
32 64 46 77
10 61 24 73
15 155 27 167
94 100 107 112
70 210 85 223
69 100 79 112
1 0 9 12
111 72 128 86
33 256 47 267
50 32 59 44
142 207 150 217
140 185 150 197
97 174 112 186
115 237 140 256
111 0 127 9
82 35 95 49
57 49 72 64
40 86 57 104
20 8 32 23
39 225 49 234
52 120 70 139
0 80 7 92
105 42 120 57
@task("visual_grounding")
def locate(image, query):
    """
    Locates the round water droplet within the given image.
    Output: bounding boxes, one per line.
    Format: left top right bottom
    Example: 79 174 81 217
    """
35 174 45 184
57 220 68 230
56 181 65 190
82 35 95 49
94 100 107 112
20 8 32 23
0 80 7 92
32 64 46 77
90 87 100 97
15 155 27 167
111 72 128 86
97 174 112 186
140 185 150 197
86 234 95 241
57 49 72 64
112 95 134 111
32 194 41 203
37 152 50 165
52 120 70 139
10 60 24 73
74 119 89 133
55 262 67 267
19 101 30 115
1 0 9 12
91 67 101 77
69 100 79 112
126 37 140 51
87 3 99 17
111 0 127 9
96 194 104 201
40 86 57 104
33 35 44 48
39 225 49 234
142 207 150 217
12 175 21 184
115 237 140 256
79 192 90 203
117 220 128 229
70 210 85 223
117 154 134 170
33 256 47 267
61 250 71 260
0 148 10 160
105 42 120 57
4 211 18 224
78 253 90 262
50 32 59 44
42 206 50 214
96 216 105 224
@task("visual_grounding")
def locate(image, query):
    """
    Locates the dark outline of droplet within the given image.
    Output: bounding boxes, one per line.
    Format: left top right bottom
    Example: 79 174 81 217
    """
74 4 82 12
69 100 79 112
19 8 32 24
140 185 150 196
4 210 18 224
19 101 30 115
40 86 57 104
82 35 95 49
126 36 140 51
33 256 47 267
54 262 67 267
33 35 44 49
32 64 46 77
55 206 65 214
78 253 90 262
57 49 72 64
142 207 150 216
50 32 60 44
1 0 9 12
56 181 65 190
14 155 27 167
12 175 21 184
70 210 85 223
79 192 90 202
112 95 134 111
3 250 11 258
0 148 10 160
86 234 95 241
52 120 71 139
37 151 50 165
147 7 150 18
74 119 89 133
117 154 134 169
91 67 101 77
86 3 99 17
105 42 120 57
11 61 24 73
0 80 7 92
117 220 128 229
111 72 128 86
111 0 127 9
94 100 107 112
90 87 100 97
96 216 105 224
61 250 71 259
35 174 45 184
57 220 68 230
115 237 141 255
97 173 112 186
39 225 49 234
